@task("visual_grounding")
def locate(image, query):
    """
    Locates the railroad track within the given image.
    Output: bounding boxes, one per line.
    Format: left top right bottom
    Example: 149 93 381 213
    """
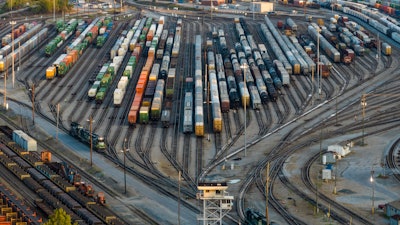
301 149 373 225
283 82 301 115
387 137 400 183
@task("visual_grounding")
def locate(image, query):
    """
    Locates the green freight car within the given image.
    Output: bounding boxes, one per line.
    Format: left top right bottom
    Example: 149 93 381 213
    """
139 106 150 124
45 36 62 56
56 20 65 32
95 87 107 104
100 74 112 88
96 32 109 48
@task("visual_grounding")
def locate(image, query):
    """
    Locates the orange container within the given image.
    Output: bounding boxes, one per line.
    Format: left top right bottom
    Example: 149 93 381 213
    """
146 31 154 41
91 26 99 39
136 83 145 93
128 110 138 124
69 50 78 63
19 25 26 33
63 55 73 66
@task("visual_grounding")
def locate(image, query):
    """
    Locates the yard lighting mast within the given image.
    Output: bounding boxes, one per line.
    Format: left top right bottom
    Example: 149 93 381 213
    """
241 63 248 157
29 84 35 125
370 168 375 215
361 94 367 146
121 138 129 194
10 20 16 88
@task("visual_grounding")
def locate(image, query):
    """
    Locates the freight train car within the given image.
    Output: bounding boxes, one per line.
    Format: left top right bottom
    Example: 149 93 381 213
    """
249 60 269 104
160 55 170 79
12 130 37 151
128 53 155 125
183 92 193 133
209 69 223 132
194 35 204 136
307 25 341 63
0 27 47 72
215 54 230 112
88 63 109 98
0 22 42 64
150 79 165 120
2 23 27 46
261 70 278 101
45 19 79 56
0 132 114 225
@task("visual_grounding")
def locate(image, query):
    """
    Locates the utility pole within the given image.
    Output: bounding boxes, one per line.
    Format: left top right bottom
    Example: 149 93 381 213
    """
3 53 7 109
31 84 35 125
317 28 321 99
242 63 248 157
18 42 20 71
56 103 60 140
311 66 314 105
333 154 338 195
88 115 93 166
122 138 129 194
361 94 367 146
370 168 375 215
53 0 56 22
10 20 16 88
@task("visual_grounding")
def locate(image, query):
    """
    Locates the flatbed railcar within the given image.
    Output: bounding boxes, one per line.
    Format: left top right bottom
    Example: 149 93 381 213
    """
0 182 43 225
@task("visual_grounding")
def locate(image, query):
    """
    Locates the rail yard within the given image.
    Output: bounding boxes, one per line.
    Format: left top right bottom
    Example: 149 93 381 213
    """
0 0 399 224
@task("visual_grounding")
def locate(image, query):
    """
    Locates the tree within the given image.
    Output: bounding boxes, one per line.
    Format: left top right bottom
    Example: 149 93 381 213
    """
42 208 78 225
4 0 72 13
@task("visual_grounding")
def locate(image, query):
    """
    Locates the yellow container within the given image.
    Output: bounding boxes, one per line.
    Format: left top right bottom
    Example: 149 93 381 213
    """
195 124 204 137
46 66 56 79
